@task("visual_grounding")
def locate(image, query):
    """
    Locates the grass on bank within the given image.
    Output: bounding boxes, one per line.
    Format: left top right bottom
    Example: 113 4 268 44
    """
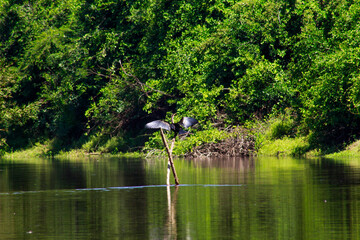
248 113 311 157
2 132 146 160
257 136 310 156
252 113 360 158
2 111 360 159
2 127 234 159
3 143 144 160
2 142 49 159
325 140 360 159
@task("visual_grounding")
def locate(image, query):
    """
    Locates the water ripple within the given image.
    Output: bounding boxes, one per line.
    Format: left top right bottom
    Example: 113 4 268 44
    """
0 184 244 195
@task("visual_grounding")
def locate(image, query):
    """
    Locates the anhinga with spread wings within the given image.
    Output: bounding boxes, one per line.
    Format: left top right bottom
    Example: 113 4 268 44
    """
145 114 198 137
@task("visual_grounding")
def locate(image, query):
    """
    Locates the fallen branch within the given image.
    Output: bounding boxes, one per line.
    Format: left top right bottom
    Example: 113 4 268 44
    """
185 128 255 158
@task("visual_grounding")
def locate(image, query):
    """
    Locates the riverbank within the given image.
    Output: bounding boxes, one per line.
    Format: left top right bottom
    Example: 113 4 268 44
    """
3 125 359 160
2 143 143 160
2 113 358 160
255 135 360 159
324 140 360 159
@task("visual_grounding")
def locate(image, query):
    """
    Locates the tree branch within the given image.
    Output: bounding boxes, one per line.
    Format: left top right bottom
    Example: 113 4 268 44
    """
88 61 174 98
119 60 173 97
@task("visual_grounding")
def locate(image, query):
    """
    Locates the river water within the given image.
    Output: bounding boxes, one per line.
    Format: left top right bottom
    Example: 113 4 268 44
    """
0 156 359 239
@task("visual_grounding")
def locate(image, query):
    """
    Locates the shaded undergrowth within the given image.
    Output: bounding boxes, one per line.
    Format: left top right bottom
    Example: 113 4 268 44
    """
2 112 359 159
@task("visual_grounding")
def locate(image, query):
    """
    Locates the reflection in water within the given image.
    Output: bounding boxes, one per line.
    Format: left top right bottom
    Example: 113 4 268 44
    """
165 185 178 240
191 156 255 171
0 156 360 239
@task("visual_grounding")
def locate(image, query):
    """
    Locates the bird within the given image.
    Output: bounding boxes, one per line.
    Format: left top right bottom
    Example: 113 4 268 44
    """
145 114 198 137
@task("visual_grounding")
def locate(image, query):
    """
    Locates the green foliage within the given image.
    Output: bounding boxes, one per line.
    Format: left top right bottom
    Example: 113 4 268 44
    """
85 70 144 133
250 112 297 152
81 129 146 154
172 129 230 156
326 140 360 159
257 136 310 157
0 137 9 156
99 137 125 154
81 132 109 153
299 46 360 146
1 0 360 154
266 113 295 140
144 128 230 156
226 60 293 121
143 131 164 155
251 111 308 156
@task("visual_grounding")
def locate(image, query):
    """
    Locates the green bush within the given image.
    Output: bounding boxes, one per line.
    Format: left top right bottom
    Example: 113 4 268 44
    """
266 115 295 140
257 136 310 156
143 128 230 156
2 0 360 154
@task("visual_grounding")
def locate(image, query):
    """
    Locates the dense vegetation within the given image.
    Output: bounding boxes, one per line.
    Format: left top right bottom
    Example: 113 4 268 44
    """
1 0 360 155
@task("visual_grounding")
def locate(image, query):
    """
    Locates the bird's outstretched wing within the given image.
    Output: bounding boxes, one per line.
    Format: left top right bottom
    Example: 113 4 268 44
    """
180 117 198 128
178 129 188 135
145 120 171 131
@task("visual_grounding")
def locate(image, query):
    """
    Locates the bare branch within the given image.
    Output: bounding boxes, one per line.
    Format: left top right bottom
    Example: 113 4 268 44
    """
88 61 174 98
88 68 139 90
119 60 173 97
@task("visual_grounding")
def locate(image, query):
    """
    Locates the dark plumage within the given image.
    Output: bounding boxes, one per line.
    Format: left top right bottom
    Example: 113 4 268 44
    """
145 116 198 137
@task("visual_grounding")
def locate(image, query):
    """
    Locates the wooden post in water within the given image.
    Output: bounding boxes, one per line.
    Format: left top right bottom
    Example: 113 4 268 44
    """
166 138 176 185
160 128 179 185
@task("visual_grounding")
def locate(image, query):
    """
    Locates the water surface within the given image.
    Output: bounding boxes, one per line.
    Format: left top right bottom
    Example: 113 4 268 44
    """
0 156 359 239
